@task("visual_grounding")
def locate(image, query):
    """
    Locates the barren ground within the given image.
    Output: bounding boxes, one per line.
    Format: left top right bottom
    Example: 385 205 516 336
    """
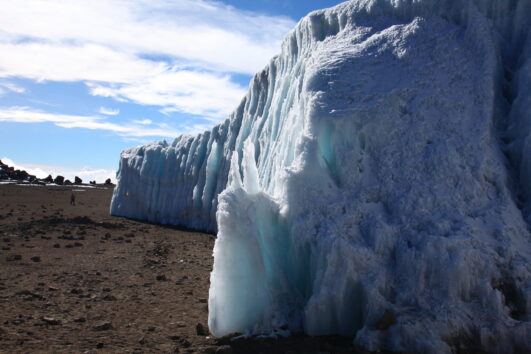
0 184 365 353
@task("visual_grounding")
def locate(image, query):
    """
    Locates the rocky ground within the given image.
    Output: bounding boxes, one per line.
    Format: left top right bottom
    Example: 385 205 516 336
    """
0 184 367 353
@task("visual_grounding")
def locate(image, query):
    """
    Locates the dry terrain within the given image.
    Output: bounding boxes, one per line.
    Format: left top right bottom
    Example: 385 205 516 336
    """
0 184 364 353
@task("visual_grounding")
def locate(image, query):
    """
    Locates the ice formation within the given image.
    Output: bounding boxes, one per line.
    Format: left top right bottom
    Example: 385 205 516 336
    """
111 0 531 352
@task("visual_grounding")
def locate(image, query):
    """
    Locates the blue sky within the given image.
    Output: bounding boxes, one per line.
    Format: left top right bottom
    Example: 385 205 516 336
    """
0 0 343 182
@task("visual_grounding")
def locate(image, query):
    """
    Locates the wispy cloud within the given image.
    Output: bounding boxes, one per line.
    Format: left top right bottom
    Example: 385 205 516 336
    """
0 106 183 138
1 157 116 183
0 0 295 120
0 81 27 93
98 106 120 116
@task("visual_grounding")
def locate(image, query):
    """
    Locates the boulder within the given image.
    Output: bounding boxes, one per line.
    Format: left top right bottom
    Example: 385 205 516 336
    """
54 175 65 185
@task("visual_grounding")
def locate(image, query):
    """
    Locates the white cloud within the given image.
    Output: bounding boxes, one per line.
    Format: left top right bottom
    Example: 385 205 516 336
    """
0 106 184 137
133 119 152 125
98 106 120 116
87 70 247 118
0 0 295 119
1 157 116 183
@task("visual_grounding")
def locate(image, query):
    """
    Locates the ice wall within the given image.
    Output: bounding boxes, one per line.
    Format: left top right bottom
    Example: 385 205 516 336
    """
112 0 531 352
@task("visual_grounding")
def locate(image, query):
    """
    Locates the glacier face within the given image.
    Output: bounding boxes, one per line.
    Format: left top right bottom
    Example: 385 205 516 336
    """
111 0 531 352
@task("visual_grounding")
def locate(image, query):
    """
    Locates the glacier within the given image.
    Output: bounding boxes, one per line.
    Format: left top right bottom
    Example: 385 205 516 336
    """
111 0 531 352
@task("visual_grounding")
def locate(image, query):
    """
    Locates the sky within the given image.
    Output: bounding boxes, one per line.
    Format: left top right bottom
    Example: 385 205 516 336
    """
0 0 344 182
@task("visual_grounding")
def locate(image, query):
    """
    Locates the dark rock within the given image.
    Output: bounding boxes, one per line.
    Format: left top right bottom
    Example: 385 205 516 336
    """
30 256 41 262
53 176 64 185
102 295 117 301
156 274 167 281
169 336 191 348
92 321 112 331
64 179 72 185
216 346 233 354
215 333 242 346
74 317 86 323
6 254 22 261
16 290 44 300
96 342 104 349
196 322 208 336
202 347 218 354
43 175 53 183
53 244 60 248
74 176 82 184
105 178 113 185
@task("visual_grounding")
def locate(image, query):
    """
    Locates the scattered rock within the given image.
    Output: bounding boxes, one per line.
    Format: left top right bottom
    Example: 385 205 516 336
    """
41 316 61 325
15 290 44 300
202 347 218 354
53 176 65 185
169 336 191 348
92 321 113 331
196 322 208 336
216 345 233 354
53 244 60 248
215 333 242 346
102 295 117 301
30 256 41 262
74 176 83 184
73 317 86 323
156 274 167 281
6 254 22 261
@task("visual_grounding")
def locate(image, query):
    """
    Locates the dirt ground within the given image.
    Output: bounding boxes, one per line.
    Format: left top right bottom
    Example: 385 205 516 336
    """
0 184 365 354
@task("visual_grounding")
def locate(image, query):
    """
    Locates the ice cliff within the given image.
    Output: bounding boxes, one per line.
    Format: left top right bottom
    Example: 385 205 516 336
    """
111 0 531 352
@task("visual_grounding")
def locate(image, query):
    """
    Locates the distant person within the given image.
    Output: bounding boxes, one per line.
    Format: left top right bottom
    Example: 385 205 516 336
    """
70 193 76 206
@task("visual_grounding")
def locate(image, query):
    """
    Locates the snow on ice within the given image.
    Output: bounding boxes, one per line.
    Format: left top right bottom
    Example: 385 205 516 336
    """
112 0 531 352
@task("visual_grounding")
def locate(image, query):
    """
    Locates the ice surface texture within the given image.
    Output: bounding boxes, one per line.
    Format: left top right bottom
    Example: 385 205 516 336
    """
112 0 531 352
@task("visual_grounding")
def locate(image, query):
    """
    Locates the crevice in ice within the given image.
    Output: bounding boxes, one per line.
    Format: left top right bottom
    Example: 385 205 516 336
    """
495 22 531 228
317 120 341 188
492 277 527 321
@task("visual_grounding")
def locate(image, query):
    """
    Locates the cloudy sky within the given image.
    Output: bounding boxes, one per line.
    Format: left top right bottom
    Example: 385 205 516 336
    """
0 0 342 182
